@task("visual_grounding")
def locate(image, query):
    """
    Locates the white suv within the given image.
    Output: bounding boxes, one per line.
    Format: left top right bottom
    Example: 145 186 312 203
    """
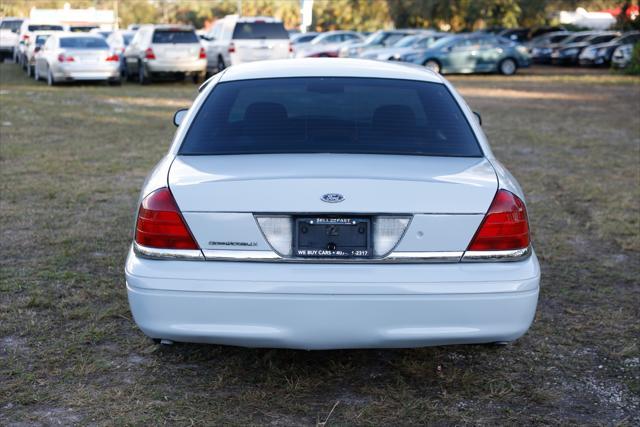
0 18 23 61
14 20 65 67
123 25 207 84
204 16 291 74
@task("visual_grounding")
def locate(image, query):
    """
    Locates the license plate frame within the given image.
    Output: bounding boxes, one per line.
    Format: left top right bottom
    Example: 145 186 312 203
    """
293 217 372 259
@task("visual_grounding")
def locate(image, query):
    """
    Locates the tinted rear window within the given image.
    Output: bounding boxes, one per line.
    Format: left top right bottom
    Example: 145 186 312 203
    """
180 77 482 157
232 22 288 40
60 37 109 49
28 25 63 32
152 29 198 44
0 20 22 31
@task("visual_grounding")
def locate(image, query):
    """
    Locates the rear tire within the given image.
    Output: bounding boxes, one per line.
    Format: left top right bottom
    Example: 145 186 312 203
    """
192 71 205 84
46 66 56 86
498 58 517 75
216 56 226 73
138 61 150 85
423 59 441 74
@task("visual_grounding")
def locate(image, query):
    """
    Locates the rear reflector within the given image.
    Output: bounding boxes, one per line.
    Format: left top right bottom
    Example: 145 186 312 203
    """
467 190 530 251
135 188 199 250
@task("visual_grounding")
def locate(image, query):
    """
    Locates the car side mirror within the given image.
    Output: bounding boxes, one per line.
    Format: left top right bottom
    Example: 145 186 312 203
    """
173 108 188 127
473 111 482 126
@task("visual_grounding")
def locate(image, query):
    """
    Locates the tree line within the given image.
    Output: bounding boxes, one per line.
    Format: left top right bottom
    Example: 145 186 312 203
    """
1 0 635 32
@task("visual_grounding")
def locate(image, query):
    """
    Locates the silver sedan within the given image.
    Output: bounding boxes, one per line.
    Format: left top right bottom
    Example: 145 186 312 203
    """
34 33 121 85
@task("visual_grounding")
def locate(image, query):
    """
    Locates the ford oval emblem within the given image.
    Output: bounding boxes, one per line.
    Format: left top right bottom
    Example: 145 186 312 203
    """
321 193 345 203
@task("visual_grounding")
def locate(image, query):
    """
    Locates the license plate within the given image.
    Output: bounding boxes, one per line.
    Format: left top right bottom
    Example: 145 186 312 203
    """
294 217 371 258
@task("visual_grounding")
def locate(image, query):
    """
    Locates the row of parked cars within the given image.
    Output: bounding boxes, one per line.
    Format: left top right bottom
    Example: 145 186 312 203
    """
1 15 638 86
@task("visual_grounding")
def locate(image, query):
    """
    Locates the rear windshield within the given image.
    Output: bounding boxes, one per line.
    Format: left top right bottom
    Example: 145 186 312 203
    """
28 25 63 32
60 37 109 49
232 22 288 40
152 29 198 44
0 20 22 31
180 77 482 157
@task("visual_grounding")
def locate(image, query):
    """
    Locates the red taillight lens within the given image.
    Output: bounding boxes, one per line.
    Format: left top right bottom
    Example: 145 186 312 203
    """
57 53 75 62
135 188 199 250
467 190 530 251
22 34 29 40
198 47 206 59
228 42 235 53
288 42 293 53
105 53 119 62
144 47 156 60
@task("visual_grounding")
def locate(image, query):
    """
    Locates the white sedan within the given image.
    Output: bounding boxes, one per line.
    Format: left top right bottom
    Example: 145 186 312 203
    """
34 33 121 85
125 58 540 350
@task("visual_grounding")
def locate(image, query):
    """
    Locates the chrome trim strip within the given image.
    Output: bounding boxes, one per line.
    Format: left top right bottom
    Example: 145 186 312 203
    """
461 246 531 262
133 242 205 260
203 250 280 261
202 249 462 263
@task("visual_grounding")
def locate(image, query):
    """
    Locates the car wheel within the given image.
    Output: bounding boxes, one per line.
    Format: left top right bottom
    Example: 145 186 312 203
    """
423 59 441 74
138 61 150 85
47 66 56 86
192 71 205 84
216 56 226 73
498 58 517 76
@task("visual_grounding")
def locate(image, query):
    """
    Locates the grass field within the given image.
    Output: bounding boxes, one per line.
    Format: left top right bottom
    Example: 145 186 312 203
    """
1 62 639 425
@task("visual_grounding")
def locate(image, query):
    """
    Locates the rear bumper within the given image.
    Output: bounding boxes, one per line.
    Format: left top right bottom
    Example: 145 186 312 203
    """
125 247 540 349
54 63 120 81
146 58 206 73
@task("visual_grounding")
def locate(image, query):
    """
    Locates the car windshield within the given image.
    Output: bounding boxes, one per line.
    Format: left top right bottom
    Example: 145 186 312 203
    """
180 77 482 157
394 35 420 48
0 20 22 31
564 34 592 44
232 22 288 40
152 29 198 43
60 37 109 49
425 36 457 50
28 25 63 32
293 33 317 44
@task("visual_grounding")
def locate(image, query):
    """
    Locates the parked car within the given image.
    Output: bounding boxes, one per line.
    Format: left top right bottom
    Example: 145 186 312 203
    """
530 31 596 64
579 31 640 66
290 31 318 53
339 29 422 58
359 32 447 61
34 33 121 85
295 30 363 57
126 58 539 350
295 31 364 58
527 26 566 40
106 30 136 76
0 17 23 61
528 31 571 63
203 16 290 74
611 43 635 69
123 25 206 84
401 34 530 75
552 31 619 65
25 32 56 77
14 21 65 67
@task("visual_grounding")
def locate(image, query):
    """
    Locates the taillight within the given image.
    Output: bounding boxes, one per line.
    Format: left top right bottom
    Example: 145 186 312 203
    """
198 47 206 59
288 42 293 53
22 34 29 40
467 190 530 251
228 42 235 53
135 188 199 250
57 53 75 62
105 53 119 62
144 47 156 60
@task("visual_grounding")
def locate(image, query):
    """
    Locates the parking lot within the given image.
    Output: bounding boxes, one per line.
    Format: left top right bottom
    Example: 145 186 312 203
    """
0 62 638 424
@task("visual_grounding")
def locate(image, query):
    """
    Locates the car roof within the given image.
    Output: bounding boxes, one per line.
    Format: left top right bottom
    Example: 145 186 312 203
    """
235 16 282 23
142 24 195 31
57 32 105 39
219 58 443 84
